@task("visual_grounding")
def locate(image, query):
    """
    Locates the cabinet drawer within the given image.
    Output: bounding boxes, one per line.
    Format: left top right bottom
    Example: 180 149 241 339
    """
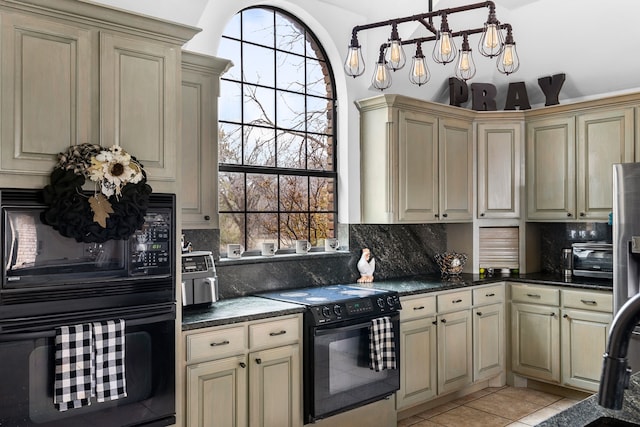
511 285 559 305
562 289 612 313
400 295 436 321
473 284 505 305
186 326 246 363
437 289 472 312
249 316 299 349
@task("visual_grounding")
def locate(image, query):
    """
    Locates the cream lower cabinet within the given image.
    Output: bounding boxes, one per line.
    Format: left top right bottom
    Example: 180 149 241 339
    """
184 315 303 427
472 284 505 381
510 284 612 392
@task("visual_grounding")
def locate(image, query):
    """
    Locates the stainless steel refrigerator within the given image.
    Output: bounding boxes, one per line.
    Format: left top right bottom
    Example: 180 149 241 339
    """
613 162 640 372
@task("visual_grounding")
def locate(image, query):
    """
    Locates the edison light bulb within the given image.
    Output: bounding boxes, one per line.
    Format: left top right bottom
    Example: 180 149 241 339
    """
413 59 426 78
440 33 452 56
484 24 499 49
376 64 388 83
459 52 470 71
348 49 360 69
502 45 514 66
390 42 401 64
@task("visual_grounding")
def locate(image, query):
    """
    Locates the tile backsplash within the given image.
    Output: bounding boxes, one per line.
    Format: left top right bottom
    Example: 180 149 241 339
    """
538 222 612 273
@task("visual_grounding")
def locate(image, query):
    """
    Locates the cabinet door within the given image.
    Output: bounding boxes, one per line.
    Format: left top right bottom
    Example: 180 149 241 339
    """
577 108 634 220
100 32 179 187
397 317 437 409
249 344 302 427
473 303 505 382
0 12 92 183
439 117 473 221
186 355 248 427
511 302 560 383
397 109 438 222
526 117 576 220
561 308 612 392
477 123 522 218
437 309 472 394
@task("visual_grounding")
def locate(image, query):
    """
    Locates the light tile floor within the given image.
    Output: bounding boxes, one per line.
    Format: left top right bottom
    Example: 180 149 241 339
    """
397 386 581 427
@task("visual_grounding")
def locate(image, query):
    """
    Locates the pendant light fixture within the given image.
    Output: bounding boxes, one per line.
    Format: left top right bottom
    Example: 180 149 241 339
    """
343 0 520 90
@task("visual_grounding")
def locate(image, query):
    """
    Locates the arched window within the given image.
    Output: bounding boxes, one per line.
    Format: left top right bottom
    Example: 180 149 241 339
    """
217 6 337 254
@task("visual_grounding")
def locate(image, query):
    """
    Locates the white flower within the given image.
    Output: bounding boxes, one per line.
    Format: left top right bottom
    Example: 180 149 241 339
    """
87 145 143 198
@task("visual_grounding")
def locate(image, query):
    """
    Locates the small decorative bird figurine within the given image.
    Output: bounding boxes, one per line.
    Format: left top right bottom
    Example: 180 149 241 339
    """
357 248 375 283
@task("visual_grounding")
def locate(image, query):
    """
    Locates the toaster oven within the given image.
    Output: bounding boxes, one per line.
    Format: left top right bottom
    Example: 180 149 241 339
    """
572 242 613 279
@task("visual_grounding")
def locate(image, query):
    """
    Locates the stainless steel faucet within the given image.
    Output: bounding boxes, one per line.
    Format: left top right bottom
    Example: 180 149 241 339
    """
599 292 640 409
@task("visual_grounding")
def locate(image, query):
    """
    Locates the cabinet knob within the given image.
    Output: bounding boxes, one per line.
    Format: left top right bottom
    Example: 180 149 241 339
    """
255 358 262 364
567 212 572 217
550 312 556 317
480 212 485 217
239 362 246 368
441 319 447 323
476 311 482 316
435 214 439 218
563 314 569 319
442 213 448 218
580 212 585 217
432 320 437 325
204 215 211 220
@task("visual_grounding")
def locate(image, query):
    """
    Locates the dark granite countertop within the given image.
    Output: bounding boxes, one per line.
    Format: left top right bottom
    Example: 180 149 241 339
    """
181 272 611 330
181 296 305 331
536 373 640 426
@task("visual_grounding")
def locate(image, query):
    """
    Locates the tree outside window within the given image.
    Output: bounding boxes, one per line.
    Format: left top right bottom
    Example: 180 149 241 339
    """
217 7 337 254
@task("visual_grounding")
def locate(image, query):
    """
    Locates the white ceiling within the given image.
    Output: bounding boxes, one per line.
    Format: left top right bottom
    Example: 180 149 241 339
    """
90 0 640 107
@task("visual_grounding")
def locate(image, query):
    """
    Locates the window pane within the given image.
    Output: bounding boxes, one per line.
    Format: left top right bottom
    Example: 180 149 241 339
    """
246 174 278 211
276 12 305 55
219 172 245 211
222 12 241 39
244 126 275 166
280 175 308 211
305 31 325 61
243 85 274 125
310 213 335 245
307 58 332 98
242 8 274 47
276 91 305 131
280 213 309 247
247 213 278 250
243 44 274 86
218 123 242 164
306 96 331 134
218 38 241 80
219 80 242 122
310 177 335 211
307 134 333 171
219 213 245 251
276 52 305 93
277 131 305 169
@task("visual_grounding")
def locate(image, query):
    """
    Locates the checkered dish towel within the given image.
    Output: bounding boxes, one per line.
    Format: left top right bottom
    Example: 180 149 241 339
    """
54 323 95 411
93 319 127 402
369 316 396 372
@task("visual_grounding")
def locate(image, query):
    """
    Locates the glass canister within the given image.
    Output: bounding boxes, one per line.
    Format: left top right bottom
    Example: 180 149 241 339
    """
561 248 573 277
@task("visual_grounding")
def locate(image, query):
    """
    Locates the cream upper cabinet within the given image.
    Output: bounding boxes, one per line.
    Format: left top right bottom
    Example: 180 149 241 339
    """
576 108 634 220
526 116 576 220
477 122 522 219
0 1 199 190
181 52 232 229
526 106 634 221
357 95 474 224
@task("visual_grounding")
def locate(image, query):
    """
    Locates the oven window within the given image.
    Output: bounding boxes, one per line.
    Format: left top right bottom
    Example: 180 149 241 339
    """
328 334 386 394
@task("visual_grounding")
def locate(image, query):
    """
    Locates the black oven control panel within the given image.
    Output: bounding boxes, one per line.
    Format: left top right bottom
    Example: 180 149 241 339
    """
308 292 402 325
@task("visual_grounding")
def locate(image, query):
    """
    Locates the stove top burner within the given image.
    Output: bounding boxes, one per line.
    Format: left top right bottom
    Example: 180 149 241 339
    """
256 284 402 325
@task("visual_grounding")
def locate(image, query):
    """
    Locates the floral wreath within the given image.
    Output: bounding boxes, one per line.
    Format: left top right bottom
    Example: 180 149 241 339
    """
41 143 152 243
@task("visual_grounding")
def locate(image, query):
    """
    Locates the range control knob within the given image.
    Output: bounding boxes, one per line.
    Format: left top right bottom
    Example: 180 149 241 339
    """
321 306 331 318
377 298 385 308
333 305 342 316
387 296 396 307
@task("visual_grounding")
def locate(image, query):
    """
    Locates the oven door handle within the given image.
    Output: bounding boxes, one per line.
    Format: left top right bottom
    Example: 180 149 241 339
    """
0 312 174 342
314 314 399 337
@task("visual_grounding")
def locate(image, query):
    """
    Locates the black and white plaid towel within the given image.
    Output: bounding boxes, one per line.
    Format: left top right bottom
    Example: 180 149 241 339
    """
93 319 127 402
54 323 95 411
369 316 396 372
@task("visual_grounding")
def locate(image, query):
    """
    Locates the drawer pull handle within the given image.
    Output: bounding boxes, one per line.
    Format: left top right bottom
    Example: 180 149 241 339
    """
526 293 541 298
485 293 495 297
581 299 597 305
239 362 246 368
476 311 483 316
413 306 425 310
256 358 262 364
452 299 463 304
210 340 230 347
269 330 287 337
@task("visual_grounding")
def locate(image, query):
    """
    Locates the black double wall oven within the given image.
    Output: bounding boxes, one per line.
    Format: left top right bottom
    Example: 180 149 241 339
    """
0 189 176 427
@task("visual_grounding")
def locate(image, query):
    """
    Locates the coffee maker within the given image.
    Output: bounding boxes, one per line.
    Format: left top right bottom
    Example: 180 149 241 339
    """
181 251 218 307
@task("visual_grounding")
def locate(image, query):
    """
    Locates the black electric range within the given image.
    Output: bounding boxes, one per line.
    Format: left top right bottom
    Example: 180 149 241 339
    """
256 284 401 325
